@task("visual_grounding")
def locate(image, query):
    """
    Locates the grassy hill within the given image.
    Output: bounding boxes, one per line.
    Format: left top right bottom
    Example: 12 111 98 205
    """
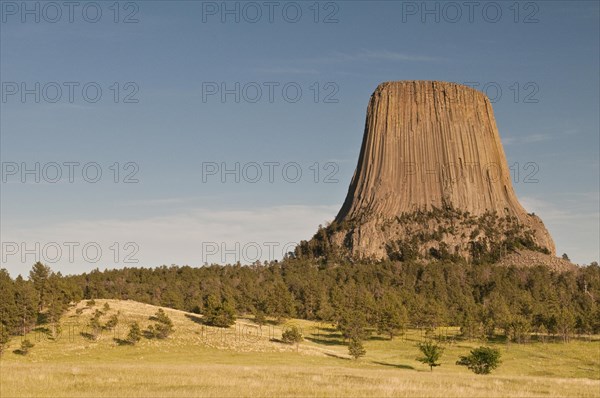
1 299 598 397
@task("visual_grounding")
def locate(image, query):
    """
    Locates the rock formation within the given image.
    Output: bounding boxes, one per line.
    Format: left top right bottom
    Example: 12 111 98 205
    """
299 81 555 262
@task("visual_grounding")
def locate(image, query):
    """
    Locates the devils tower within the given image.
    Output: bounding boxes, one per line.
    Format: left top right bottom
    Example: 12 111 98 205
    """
299 81 556 262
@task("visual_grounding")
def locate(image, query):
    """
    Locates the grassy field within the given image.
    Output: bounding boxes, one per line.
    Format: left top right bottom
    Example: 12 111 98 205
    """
1 299 598 397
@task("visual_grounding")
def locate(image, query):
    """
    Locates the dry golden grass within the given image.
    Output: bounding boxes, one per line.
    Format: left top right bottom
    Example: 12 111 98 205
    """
1 299 598 397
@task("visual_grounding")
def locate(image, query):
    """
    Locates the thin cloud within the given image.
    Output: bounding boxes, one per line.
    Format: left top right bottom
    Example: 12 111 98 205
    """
520 196 581 221
121 197 192 207
259 50 441 76
523 134 550 143
520 195 599 264
297 49 443 65
255 67 321 75
1 204 339 275
352 50 442 62
503 133 551 145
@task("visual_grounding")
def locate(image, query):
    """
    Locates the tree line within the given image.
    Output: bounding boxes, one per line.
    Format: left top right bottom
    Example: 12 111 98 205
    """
1 258 599 354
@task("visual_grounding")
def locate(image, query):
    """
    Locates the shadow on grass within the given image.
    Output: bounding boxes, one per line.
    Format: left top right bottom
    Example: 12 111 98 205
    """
486 335 508 343
80 332 98 341
312 326 337 333
305 336 346 346
185 314 204 325
32 326 61 341
33 326 51 335
143 329 158 339
372 361 415 370
324 352 350 360
185 314 235 329
269 338 296 346
113 338 133 346
308 329 344 339
265 319 284 326
368 335 393 341
233 315 281 327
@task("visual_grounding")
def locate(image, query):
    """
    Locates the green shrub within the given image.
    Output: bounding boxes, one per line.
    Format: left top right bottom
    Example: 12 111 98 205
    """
457 346 501 374
281 325 303 345
18 339 34 355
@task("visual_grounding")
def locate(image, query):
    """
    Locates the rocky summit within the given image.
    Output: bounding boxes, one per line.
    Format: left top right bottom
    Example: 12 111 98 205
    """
299 81 556 263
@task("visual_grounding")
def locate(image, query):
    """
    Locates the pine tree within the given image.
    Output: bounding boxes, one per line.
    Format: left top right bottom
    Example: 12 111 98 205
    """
376 296 407 340
29 262 51 312
315 292 334 322
509 315 531 344
88 310 103 340
254 310 266 327
13 276 37 335
147 309 174 339
556 308 576 343
204 296 236 328
348 336 366 359
104 313 119 330
417 341 444 371
0 269 19 336
265 282 296 323
460 312 479 340
127 322 142 344
0 326 10 355
538 324 548 343
337 309 369 341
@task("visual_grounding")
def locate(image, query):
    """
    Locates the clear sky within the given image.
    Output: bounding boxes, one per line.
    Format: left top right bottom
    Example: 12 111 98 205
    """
1 0 598 276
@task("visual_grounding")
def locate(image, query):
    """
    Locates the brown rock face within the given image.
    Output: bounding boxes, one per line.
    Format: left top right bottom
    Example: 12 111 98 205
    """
309 81 555 261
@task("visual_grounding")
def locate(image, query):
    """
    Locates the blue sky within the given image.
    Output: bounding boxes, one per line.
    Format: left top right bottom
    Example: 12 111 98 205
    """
1 0 598 276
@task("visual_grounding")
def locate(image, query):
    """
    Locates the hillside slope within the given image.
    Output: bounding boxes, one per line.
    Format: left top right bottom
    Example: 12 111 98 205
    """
0 299 598 398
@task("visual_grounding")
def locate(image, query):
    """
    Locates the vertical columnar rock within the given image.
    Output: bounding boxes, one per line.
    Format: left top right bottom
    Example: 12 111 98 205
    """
305 81 555 261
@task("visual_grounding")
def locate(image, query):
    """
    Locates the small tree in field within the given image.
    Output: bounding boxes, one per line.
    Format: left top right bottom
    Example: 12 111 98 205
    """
348 336 366 359
457 346 501 374
88 310 103 340
417 341 444 371
282 325 303 345
127 322 142 344
147 309 174 339
104 313 119 330
281 325 303 352
376 301 407 340
18 339 34 355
